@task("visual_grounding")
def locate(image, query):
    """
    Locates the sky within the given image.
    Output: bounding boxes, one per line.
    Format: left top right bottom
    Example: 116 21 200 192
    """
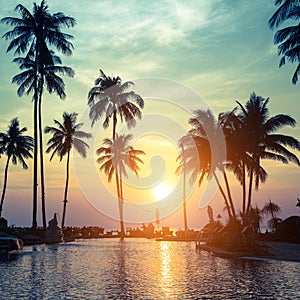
0 0 299 229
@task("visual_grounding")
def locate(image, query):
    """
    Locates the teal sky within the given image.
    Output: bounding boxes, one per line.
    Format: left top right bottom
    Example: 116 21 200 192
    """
0 0 299 228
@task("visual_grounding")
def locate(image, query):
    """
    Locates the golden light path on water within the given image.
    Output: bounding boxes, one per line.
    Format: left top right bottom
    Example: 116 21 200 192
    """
159 242 173 298
0 239 299 298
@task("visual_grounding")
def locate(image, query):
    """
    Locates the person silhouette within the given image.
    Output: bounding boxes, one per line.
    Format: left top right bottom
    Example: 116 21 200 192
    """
207 205 214 223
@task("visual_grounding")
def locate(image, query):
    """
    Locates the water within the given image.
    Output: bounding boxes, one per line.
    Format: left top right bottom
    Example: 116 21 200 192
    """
0 238 299 299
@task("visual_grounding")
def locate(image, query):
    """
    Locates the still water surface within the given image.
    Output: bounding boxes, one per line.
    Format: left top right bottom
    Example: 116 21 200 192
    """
0 238 299 299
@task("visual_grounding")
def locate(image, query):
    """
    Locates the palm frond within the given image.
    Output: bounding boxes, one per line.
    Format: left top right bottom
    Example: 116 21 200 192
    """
292 62 300 84
269 0 300 29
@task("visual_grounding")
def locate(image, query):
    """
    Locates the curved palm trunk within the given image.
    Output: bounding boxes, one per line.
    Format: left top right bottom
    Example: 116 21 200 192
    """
213 171 232 219
61 150 70 229
242 161 246 216
0 156 11 217
38 79 47 229
223 170 236 219
32 91 38 229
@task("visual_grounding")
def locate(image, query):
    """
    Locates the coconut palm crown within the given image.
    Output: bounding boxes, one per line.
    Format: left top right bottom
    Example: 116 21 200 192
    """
88 69 144 138
235 93 300 212
269 0 300 84
1 0 75 228
0 118 34 217
45 112 91 228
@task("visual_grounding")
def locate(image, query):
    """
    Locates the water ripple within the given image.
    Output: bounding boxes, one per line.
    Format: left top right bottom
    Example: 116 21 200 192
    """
0 239 299 299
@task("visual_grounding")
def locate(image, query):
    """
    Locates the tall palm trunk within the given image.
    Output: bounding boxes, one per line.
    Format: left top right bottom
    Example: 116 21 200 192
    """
119 169 123 199
182 146 188 233
32 39 41 229
0 156 11 217
115 167 125 238
223 170 236 219
112 111 117 140
213 171 232 219
61 150 70 229
112 112 125 238
246 167 254 214
32 90 38 229
38 78 47 229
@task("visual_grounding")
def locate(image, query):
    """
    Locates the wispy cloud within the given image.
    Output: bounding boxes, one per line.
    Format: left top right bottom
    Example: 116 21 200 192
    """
0 0 299 226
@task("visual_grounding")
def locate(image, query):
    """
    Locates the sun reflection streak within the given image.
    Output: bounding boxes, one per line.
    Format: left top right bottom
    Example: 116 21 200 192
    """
159 242 174 297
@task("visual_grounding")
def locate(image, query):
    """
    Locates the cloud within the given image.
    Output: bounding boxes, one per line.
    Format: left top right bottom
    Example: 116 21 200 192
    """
0 0 299 226
69 0 216 57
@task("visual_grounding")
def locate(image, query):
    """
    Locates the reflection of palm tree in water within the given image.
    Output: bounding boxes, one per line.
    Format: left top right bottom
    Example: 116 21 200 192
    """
28 245 49 298
106 240 129 297
117 241 127 295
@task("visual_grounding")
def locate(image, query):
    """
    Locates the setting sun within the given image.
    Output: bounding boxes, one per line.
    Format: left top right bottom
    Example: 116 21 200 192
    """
153 182 172 200
0 0 299 299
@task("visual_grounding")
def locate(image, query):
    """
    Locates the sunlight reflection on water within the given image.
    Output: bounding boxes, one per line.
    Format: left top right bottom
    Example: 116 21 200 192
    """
0 239 299 299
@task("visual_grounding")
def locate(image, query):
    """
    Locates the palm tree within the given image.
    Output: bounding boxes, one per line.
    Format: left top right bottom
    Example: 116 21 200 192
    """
219 109 247 215
262 199 282 232
269 0 300 84
1 0 75 229
192 110 236 219
245 205 263 233
0 118 34 217
219 109 267 218
44 112 91 229
177 110 235 220
12 49 75 228
88 69 144 139
236 93 300 213
97 134 145 238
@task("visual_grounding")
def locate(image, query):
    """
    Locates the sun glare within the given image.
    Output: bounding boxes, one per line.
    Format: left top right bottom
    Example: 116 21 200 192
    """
153 182 172 200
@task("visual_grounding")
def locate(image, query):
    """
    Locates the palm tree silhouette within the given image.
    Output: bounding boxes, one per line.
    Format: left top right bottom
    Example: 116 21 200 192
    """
12 49 74 228
219 110 247 216
236 93 300 213
0 118 34 217
219 109 267 219
269 0 300 84
262 199 282 232
88 70 144 236
1 0 75 229
45 112 91 229
246 205 263 233
178 110 236 220
88 69 144 139
97 134 145 238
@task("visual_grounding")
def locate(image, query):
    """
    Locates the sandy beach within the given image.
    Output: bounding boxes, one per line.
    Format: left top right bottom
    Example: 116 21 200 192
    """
197 241 300 262
257 241 300 262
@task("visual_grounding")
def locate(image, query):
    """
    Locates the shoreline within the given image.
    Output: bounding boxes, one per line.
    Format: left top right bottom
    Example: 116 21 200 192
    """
4 235 300 264
197 241 300 263
255 241 300 262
